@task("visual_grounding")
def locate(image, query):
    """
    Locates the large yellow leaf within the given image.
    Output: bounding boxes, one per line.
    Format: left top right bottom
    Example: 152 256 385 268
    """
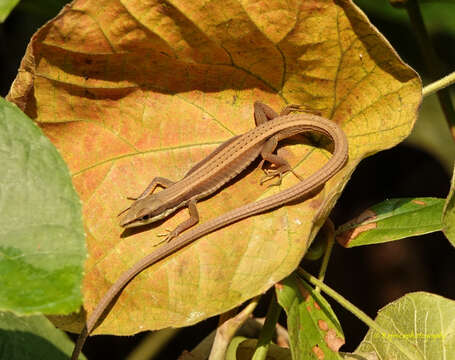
8 0 421 335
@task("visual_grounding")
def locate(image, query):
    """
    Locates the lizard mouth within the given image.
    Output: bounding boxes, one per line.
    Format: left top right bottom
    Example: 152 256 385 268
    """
119 213 155 228
119 205 179 228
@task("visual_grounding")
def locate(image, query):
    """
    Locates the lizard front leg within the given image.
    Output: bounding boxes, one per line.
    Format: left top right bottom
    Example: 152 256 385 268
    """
158 199 199 242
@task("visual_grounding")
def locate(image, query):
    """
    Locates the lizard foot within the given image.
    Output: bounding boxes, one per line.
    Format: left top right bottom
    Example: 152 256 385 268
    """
157 229 179 244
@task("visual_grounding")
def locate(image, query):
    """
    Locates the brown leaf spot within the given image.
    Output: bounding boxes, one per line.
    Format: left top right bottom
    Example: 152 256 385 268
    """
318 319 328 331
296 281 310 300
314 301 321 310
336 210 377 247
324 329 345 352
412 200 425 205
312 345 324 359
336 222 377 247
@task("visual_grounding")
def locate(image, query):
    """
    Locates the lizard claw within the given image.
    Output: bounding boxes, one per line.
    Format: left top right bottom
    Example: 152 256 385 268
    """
259 160 281 181
157 229 178 244
260 170 284 187
260 167 303 187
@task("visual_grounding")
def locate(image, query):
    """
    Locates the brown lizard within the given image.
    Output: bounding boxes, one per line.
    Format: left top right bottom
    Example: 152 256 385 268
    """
71 102 349 359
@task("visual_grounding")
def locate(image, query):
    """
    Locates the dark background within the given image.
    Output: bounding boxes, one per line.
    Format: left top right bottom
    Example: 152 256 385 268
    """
2 0 454 358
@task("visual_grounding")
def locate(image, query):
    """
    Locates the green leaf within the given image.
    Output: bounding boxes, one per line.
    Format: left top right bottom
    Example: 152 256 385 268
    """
0 0 20 22
354 292 455 359
336 198 444 248
0 311 86 360
0 98 85 314
276 275 344 360
442 165 455 247
226 337 291 360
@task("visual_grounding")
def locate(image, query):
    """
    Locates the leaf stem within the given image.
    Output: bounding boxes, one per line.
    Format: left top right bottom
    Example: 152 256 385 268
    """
252 293 281 360
209 296 260 360
404 0 455 140
297 268 416 359
423 71 455 98
316 219 335 292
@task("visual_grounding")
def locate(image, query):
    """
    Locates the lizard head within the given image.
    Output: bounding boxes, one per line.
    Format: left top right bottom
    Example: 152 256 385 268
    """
118 195 176 228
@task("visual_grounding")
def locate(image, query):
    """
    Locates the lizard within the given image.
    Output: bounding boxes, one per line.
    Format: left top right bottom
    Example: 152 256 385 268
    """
71 102 349 359
118 101 309 240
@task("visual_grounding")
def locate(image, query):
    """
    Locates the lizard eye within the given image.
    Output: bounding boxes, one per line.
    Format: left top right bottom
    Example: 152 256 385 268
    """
140 214 150 221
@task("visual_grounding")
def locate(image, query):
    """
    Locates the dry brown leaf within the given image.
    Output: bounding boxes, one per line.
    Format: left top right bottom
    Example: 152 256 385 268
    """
8 0 421 335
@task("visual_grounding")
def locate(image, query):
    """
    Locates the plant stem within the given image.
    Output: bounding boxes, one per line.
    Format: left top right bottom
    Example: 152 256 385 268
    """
209 296 260 360
423 71 455 98
316 218 335 292
404 0 455 140
252 293 281 360
297 268 417 359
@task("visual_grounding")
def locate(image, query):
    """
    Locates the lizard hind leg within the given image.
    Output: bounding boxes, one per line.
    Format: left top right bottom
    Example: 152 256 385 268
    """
258 134 303 187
